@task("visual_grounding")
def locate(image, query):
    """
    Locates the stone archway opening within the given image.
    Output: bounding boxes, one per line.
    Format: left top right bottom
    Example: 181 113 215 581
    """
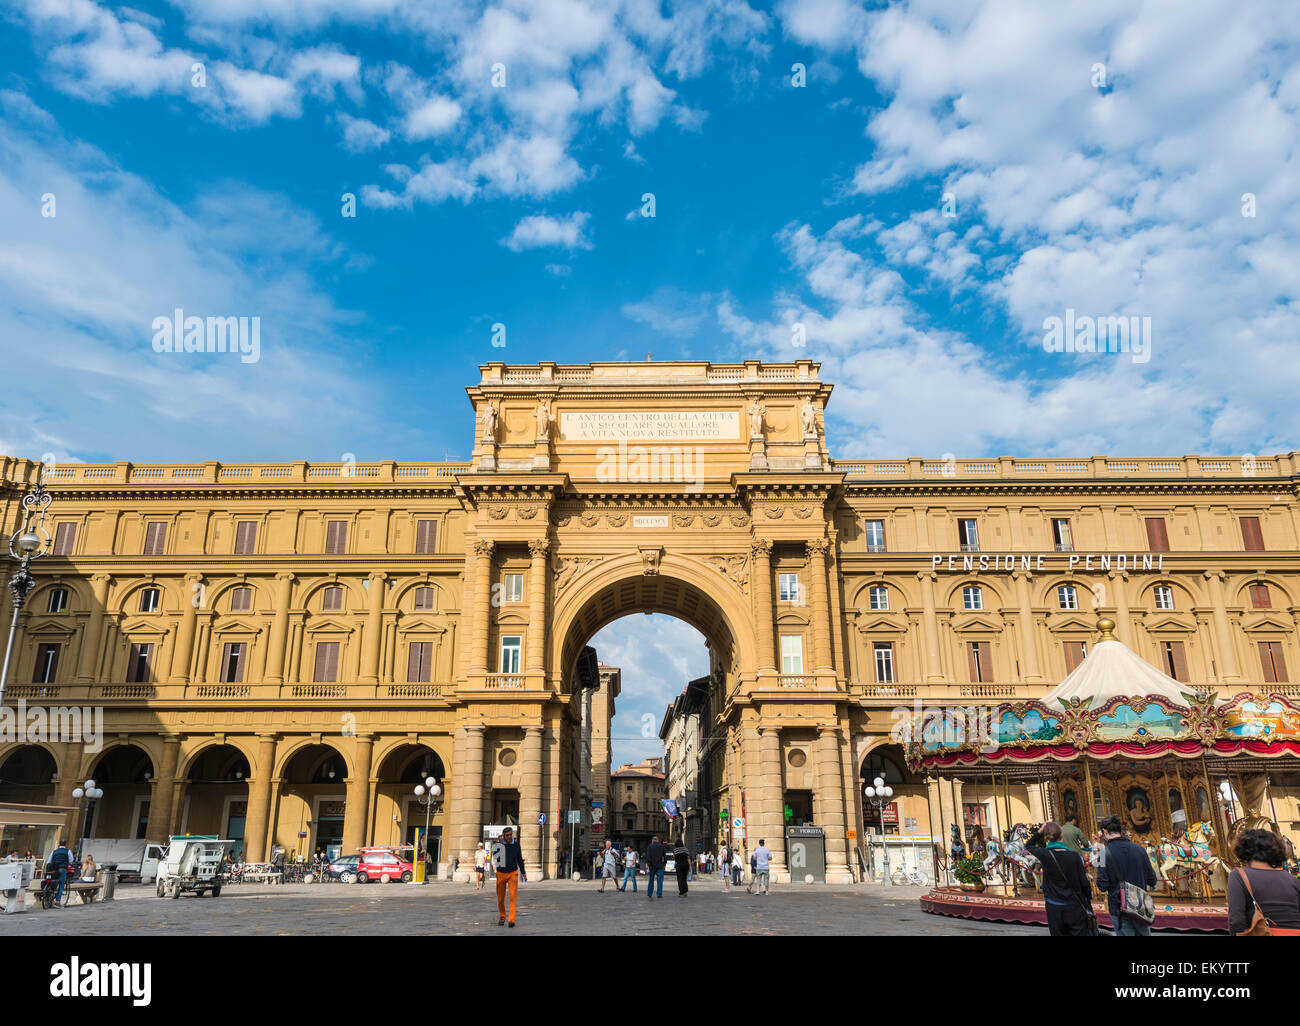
0 745 57 806
85 745 154 842
374 745 448 865
280 744 347 859
184 745 251 857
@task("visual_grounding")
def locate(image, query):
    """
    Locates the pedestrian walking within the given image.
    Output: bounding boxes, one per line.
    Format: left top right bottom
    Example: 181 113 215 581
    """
491 825 527 927
1096 815 1157 936
1023 821 1097 936
645 834 666 899
46 839 71 907
474 842 487 890
1228 828 1300 935
673 835 691 895
597 839 617 893
732 849 743 886
745 849 758 892
719 844 731 893
620 847 638 892
753 839 772 895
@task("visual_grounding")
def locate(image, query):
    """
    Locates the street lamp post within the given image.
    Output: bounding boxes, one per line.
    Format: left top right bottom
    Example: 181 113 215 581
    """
863 775 895 885
412 777 442 883
71 779 103 854
1 466 53 706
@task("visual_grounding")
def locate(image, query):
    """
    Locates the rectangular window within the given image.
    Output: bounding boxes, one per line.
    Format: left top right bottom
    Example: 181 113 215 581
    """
407 642 433 683
873 642 895 684
780 635 804 675
967 641 992 683
126 643 153 684
1260 641 1289 684
231 587 252 612
499 636 522 674
863 520 886 552
503 573 524 603
1063 641 1088 674
1160 641 1190 682
53 522 77 556
958 519 979 552
313 641 340 683
143 522 168 556
220 643 246 683
47 588 68 614
1144 517 1170 552
324 520 348 554
414 519 437 555
1154 584 1174 610
321 586 343 612
778 574 800 603
234 521 258 555
139 588 160 613
963 586 983 611
33 643 60 684
1240 516 1265 552
1249 584 1272 609
869 585 889 610
1052 518 1073 552
1058 585 1078 610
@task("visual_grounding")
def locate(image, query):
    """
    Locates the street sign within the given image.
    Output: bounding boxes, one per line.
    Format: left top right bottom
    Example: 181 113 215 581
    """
538 813 546 825
568 810 581 824
847 830 857 839
733 818 744 830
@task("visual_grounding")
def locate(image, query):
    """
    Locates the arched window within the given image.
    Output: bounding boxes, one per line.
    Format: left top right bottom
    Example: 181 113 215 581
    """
1057 584 1078 610
413 587 435 611
1153 584 1174 610
868 585 889 610
321 586 344 611
962 586 983 611
230 587 252 612
139 587 161 613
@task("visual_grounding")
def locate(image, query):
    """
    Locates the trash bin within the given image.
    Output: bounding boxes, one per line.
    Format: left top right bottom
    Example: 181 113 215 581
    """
102 864 118 901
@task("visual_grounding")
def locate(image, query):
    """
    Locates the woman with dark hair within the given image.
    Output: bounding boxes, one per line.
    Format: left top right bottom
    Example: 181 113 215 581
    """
672 832 691 896
1228 828 1300 936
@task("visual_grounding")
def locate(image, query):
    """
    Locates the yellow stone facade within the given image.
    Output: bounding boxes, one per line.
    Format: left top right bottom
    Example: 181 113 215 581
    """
2 360 1299 879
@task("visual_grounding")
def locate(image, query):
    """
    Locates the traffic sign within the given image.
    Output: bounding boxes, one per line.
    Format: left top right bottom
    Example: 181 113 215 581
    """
538 813 546 825
568 810 581 824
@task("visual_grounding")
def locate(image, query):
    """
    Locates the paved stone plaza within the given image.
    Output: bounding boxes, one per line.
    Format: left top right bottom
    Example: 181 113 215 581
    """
7 880 1040 936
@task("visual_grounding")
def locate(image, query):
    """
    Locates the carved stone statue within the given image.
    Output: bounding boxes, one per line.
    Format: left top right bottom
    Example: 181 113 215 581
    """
535 401 551 441
747 398 765 438
480 401 498 443
801 400 818 438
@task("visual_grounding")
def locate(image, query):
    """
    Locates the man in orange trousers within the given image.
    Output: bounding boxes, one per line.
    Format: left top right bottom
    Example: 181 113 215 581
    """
491 826 527 927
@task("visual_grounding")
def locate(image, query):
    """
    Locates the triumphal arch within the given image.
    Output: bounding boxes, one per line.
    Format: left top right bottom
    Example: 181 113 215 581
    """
4 359 1298 882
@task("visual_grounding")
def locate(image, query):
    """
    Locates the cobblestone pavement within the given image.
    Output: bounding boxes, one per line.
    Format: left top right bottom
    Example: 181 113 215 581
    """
7 879 1041 935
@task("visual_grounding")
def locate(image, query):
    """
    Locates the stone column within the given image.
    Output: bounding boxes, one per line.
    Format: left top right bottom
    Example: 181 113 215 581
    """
816 725 850 881
342 733 374 853
360 573 386 683
1012 570 1042 682
148 737 181 843
168 573 203 682
758 725 786 876
54 741 85 840
751 539 775 673
521 724 544 875
243 733 278 862
545 720 562 878
1205 570 1243 682
917 572 945 682
807 538 833 676
264 573 294 684
75 574 112 682
1108 570 1133 646
472 541 495 674
451 725 485 877
526 538 549 680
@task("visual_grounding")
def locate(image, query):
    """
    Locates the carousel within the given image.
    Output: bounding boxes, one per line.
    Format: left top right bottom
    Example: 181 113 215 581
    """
908 617 1300 932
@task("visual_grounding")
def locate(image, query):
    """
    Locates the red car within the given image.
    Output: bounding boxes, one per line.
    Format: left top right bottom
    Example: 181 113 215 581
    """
354 848 414 884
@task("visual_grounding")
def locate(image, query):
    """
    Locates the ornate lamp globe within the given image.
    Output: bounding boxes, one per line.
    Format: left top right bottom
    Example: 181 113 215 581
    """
414 784 426 797
16 531 41 553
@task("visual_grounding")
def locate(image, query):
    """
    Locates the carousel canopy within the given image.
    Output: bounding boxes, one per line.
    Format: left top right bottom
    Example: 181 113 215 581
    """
1041 618 1197 709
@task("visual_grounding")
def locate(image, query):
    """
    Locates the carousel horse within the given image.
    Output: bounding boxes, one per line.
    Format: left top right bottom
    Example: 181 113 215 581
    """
1156 821 1227 899
983 823 1041 887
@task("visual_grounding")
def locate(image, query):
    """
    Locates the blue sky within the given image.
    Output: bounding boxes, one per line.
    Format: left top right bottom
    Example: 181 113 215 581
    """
2 0 1298 761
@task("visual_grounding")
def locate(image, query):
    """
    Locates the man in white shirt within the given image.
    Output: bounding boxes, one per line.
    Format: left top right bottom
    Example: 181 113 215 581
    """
597 840 617 893
754 839 772 896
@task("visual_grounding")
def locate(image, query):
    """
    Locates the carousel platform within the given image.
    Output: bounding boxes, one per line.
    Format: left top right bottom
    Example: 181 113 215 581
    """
921 885 1228 932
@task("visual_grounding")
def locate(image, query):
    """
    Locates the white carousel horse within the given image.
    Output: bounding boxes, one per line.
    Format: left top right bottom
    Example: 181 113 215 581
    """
1156 821 1227 899
982 823 1041 887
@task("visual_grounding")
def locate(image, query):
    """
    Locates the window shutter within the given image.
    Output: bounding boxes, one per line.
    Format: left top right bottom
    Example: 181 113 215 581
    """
967 642 990 683
325 521 347 554
1064 642 1087 674
1260 642 1288 684
1144 518 1169 552
1165 641 1189 682
1249 584 1271 609
235 521 257 555
315 642 339 683
1240 517 1265 552
415 520 436 555
144 522 168 556
53 522 77 556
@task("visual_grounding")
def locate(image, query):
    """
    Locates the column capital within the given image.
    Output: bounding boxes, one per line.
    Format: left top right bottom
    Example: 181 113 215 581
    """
915 570 938 584
1010 568 1034 583
255 731 279 741
473 539 496 557
750 537 773 558
275 571 295 582
350 731 375 745
528 537 551 558
523 723 544 737
464 722 486 736
1203 570 1227 584
183 572 205 584
806 537 830 558
1107 569 1129 582
816 723 843 740
368 571 388 583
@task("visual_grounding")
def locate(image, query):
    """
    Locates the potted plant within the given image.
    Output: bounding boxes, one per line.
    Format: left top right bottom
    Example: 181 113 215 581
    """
954 854 987 892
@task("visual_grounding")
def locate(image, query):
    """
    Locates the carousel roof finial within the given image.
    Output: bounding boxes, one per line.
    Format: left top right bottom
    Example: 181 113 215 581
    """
1095 616 1117 641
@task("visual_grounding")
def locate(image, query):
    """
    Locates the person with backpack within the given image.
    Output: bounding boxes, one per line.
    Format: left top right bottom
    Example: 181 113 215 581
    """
673 834 691 895
1096 815 1157 936
47 839 72 907
1024 821 1096 936
1228 828 1300 935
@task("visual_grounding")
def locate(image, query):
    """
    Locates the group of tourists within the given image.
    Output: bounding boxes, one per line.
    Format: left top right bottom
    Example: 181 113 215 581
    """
1025 817 1300 937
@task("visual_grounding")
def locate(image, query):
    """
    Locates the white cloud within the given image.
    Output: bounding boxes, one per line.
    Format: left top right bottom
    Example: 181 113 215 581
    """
403 95 462 140
338 113 390 152
502 211 592 252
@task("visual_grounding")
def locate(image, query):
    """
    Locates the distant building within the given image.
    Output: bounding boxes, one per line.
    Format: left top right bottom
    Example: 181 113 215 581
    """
660 674 714 854
609 756 666 853
577 659 619 852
